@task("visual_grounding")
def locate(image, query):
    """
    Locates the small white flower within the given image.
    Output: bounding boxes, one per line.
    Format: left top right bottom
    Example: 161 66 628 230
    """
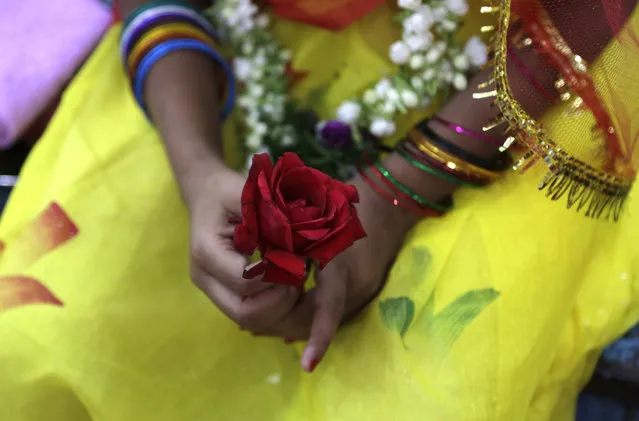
255 122 268 135
452 73 468 90
403 12 433 34
416 5 436 27
441 19 457 32
249 84 264 97
370 118 396 137
425 48 442 63
363 90 378 105
253 54 266 67
433 40 447 53
336 101 362 124
238 94 256 108
431 6 447 21
453 54 470 70
241 42 254 55
281 135 296 146
401 90 420 107
375 79 393 97
279 50 292 61
409 54 426 69
389 41 412 64
464 36 489 67
250 67 264 79
422 68 436 81
445 0 468 15
440 60 453 82
246 133 263 149
398 0 421 10
386 88 401 103
233 58 252 82
246 110 260 126
255 14 269 28
404 33 433 51
382 101 396 114
410 76 424 90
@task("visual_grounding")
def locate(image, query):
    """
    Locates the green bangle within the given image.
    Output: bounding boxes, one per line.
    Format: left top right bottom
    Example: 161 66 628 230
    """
396 148 481 188
123 1 202 28
373 161 453 212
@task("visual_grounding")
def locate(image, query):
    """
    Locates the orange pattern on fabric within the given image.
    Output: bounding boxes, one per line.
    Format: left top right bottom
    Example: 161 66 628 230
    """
266 0 386 30
0 203 78 272
0 275 63 313
0 202 77 314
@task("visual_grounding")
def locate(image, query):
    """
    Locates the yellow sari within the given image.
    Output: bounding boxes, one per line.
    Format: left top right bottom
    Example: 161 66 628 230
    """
1 4 638 420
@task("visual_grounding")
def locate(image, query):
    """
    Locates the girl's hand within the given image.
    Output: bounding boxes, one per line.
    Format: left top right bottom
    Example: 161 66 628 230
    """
186 168 302 330
258 170 421 371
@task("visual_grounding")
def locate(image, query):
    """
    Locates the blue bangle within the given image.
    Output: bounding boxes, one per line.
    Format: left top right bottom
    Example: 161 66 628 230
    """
133 39 236 120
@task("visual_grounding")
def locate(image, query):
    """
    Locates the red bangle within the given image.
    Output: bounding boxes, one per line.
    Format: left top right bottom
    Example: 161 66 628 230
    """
357 164 442 218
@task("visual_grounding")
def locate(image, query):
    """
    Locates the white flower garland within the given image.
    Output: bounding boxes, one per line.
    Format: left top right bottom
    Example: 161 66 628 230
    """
210 0 488 156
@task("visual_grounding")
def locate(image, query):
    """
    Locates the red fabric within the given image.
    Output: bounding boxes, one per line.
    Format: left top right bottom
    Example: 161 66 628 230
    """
235 153 366 286
265 0 386 30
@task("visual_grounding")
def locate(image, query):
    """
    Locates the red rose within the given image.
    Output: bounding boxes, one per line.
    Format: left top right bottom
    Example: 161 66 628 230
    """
234 153 366 287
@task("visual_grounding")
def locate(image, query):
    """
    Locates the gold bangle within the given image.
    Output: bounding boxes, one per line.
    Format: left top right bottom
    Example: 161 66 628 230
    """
408 129 502 181
127 23 221 74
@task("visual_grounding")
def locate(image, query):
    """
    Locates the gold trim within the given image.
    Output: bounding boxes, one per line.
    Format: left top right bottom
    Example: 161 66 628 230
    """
487 0 634 221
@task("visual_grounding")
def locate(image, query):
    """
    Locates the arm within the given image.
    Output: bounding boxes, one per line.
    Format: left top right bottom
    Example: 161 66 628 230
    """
119 0 227 206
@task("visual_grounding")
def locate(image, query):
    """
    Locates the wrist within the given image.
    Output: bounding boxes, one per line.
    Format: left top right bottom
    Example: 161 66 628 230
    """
173 151 229 209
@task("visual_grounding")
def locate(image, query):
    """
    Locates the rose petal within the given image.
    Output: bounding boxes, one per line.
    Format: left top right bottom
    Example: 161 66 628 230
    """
258 200 294 252
328 179 360 203
257 170 274 203
263 262 306 287
305 206 366 267
279 167 326 208
263 249 307 286
288 203 322 223
297 228 331 240
271 152 307 188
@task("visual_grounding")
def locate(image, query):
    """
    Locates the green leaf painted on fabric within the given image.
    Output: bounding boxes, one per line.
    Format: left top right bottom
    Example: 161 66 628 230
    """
379 297 415 338
427 288 500 352
388 246 432 294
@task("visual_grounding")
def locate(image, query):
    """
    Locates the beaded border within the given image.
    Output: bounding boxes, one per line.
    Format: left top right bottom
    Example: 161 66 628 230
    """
478 0 634 221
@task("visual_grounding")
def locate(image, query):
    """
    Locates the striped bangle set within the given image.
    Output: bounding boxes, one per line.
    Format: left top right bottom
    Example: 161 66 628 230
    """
120 1 236 119
360 117 509 217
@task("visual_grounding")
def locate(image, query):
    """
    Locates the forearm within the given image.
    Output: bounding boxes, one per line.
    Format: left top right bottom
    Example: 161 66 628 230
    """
120 0 226 206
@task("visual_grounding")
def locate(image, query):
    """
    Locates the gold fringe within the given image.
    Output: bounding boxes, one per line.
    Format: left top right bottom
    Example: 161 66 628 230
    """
484 0 634 221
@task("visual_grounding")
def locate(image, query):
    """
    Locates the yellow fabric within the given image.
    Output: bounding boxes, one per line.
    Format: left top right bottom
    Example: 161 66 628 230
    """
1 4 638 420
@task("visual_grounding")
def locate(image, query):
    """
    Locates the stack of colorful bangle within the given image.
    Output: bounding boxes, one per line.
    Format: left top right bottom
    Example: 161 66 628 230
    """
120 1 235 119
359 117 509 217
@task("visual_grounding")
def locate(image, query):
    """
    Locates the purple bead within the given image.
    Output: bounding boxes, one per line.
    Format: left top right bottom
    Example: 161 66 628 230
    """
317 120 353 149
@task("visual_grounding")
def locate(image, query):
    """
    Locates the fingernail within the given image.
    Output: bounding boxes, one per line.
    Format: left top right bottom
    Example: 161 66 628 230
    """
308 359 320 373
227 217 242 225
243 261 267 279
284 338 296 344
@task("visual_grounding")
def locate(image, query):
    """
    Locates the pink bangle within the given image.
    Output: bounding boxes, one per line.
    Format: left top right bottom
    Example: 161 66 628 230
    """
430 115 503 147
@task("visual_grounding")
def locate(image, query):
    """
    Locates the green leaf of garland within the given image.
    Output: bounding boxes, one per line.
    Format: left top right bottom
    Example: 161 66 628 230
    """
379 297 415 338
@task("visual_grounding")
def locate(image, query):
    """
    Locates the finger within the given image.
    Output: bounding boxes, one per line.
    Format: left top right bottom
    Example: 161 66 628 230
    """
301 265 348 372
194 266 301 329
191 235 265 296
